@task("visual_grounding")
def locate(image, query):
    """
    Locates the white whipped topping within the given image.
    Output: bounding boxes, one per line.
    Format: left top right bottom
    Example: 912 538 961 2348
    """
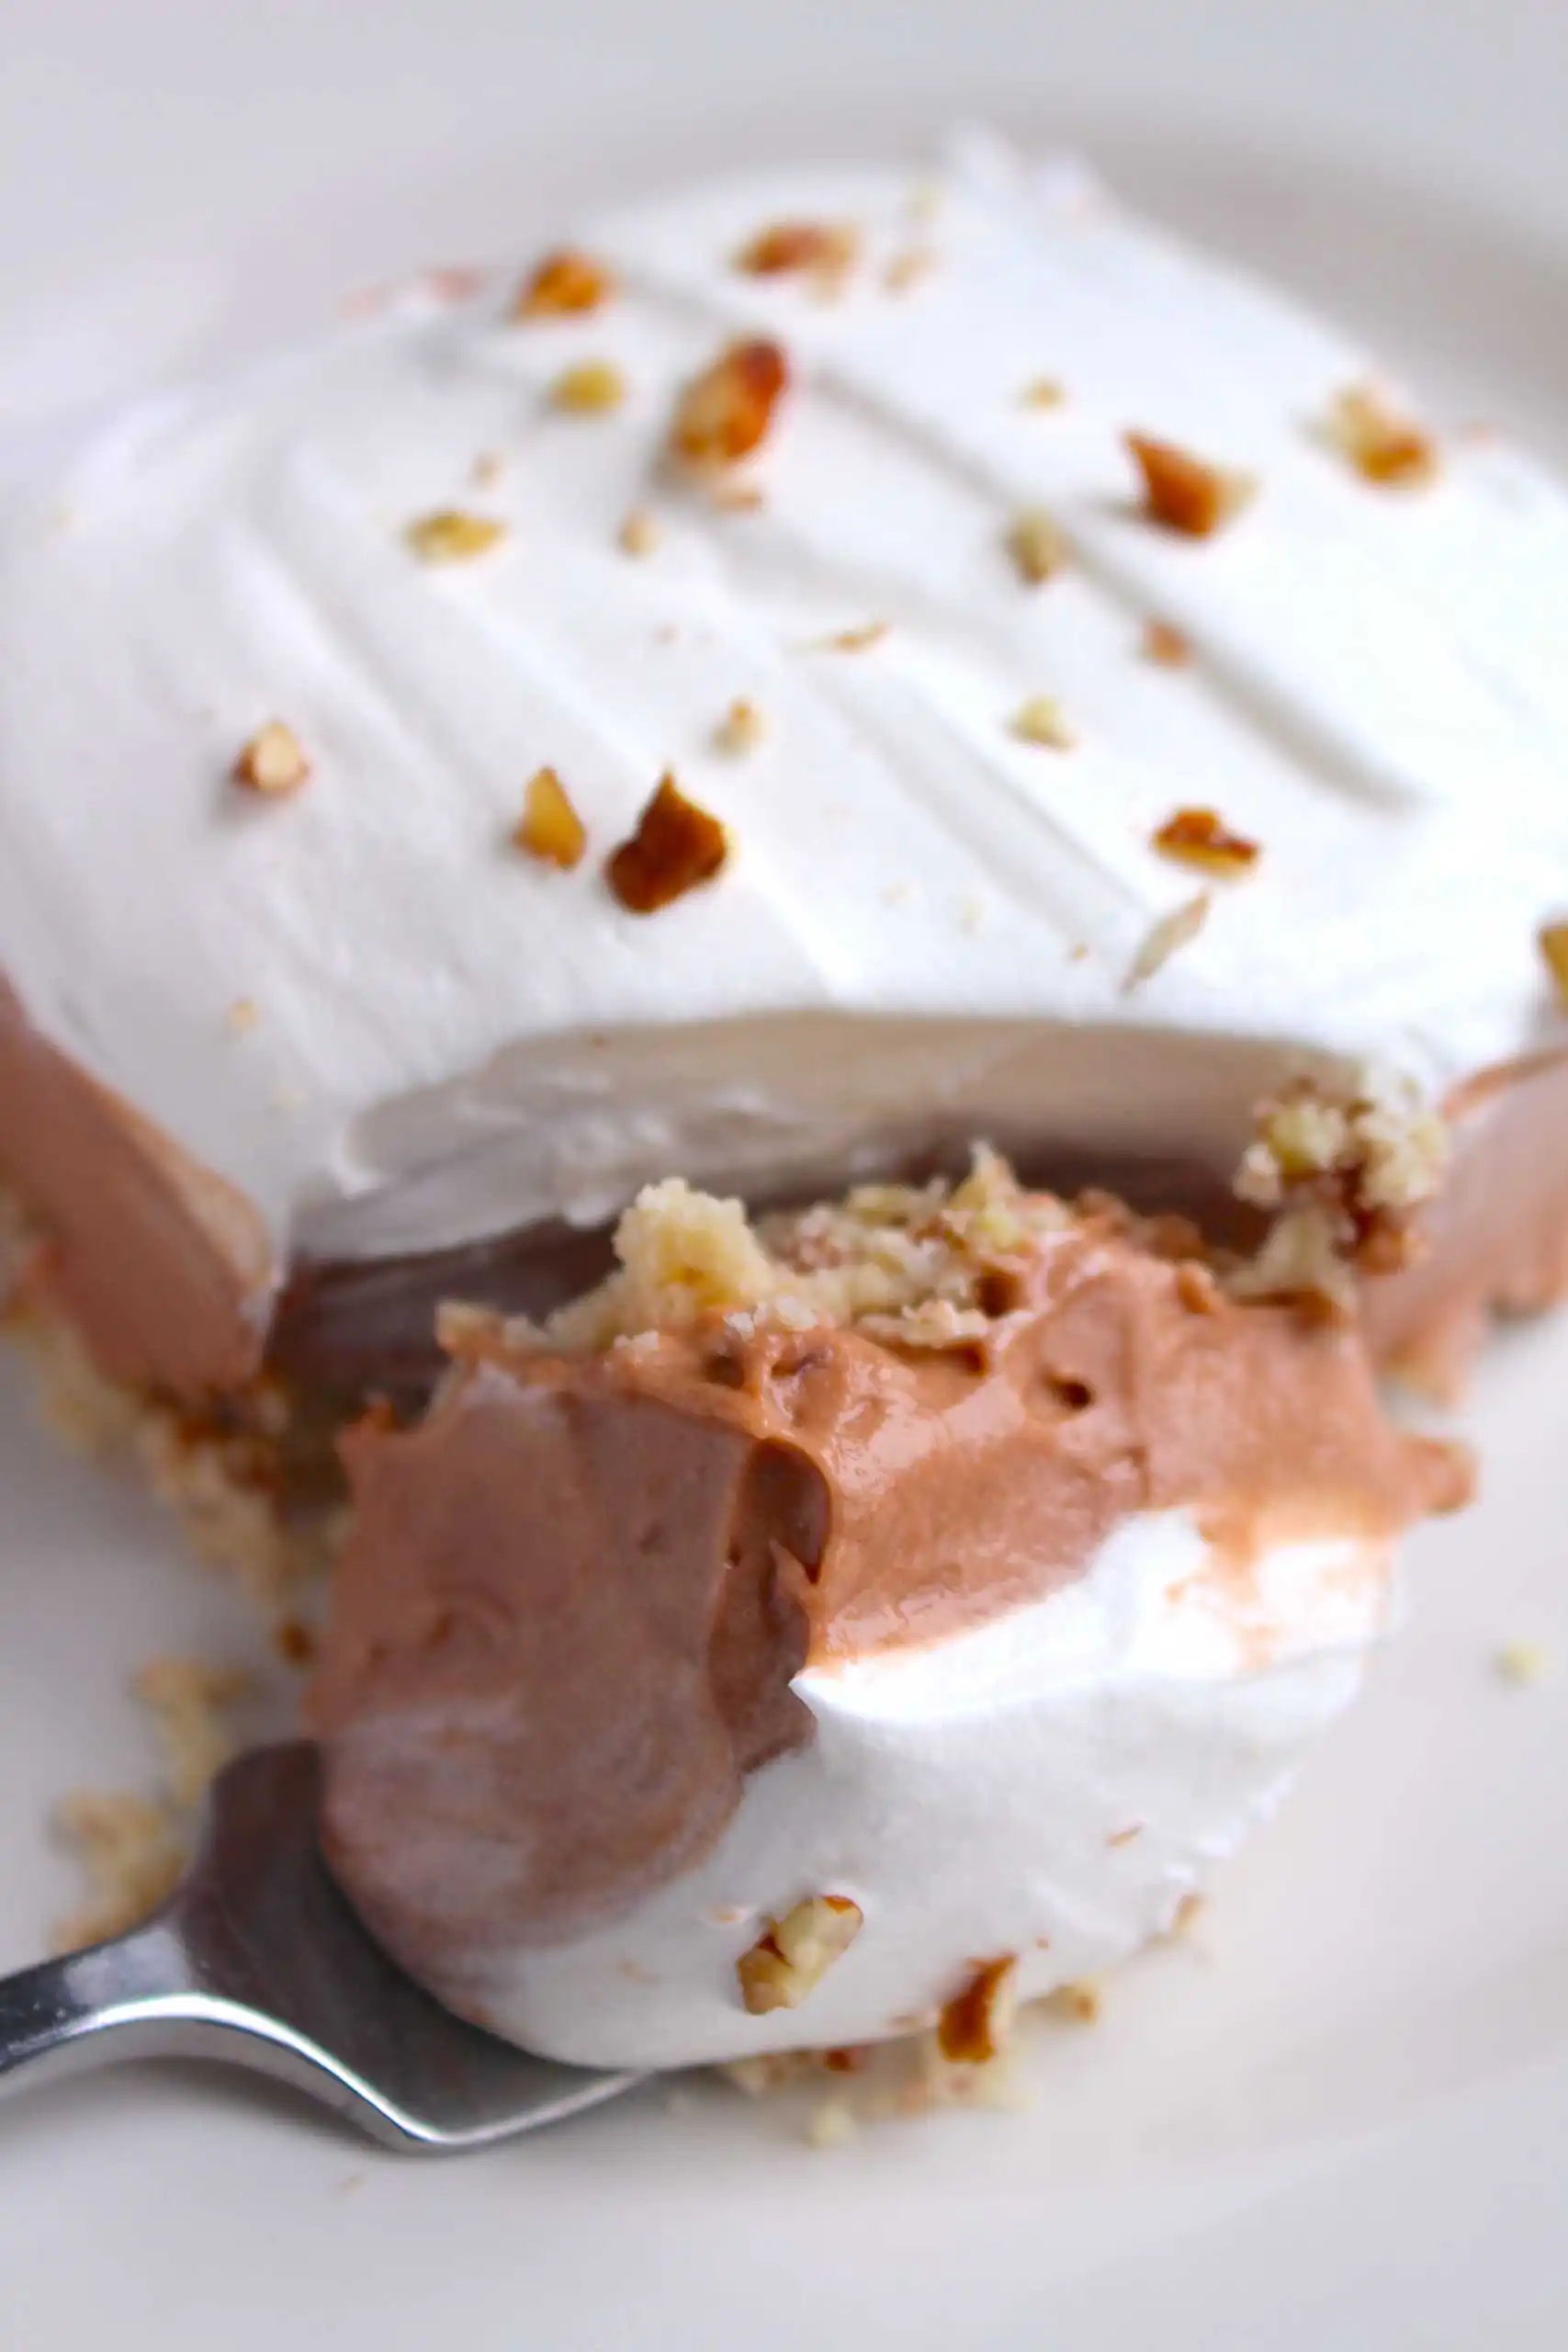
3 132 1567 1269
365 1506 1395 2068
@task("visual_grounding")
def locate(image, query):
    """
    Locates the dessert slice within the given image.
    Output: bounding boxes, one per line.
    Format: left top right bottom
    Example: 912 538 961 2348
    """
310 1159 1461 2069
4 130 1567 1529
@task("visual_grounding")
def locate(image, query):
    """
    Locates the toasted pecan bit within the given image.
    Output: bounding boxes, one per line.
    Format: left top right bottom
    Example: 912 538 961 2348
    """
711 479 767 514
513 766 588 869
1021 376 1067 410
1008 506 1067 585
737 220 860 279
606 774 729 914
883 247 935 294
225 998 259 1035
1012 695 1075 750
1539 920 1568 1007
617 506 661 558
1497 1640 1550 1686
1175 1260 1223 1316
1142 618 1191 667
819 620 889 654
552 358 626 413
513 248 614 320
671 337 790 469
737 1894 863 2014
405 509 508 563
937 1957 1019 2064
715 696 767 756
1046 1978 1103 2025
471 450 506 489
1123 892 1211 992
1126 432 1257 538
1151 806 1259 877
273 1616 316 1669
232 721 310 797
1233 1068 1448 1305
1325 384 1438 489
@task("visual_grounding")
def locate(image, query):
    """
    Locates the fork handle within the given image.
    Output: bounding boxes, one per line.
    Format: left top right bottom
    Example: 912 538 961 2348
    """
0 1921 212 2100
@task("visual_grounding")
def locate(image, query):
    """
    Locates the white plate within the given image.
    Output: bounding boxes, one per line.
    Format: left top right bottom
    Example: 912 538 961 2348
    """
4 5 1568 2344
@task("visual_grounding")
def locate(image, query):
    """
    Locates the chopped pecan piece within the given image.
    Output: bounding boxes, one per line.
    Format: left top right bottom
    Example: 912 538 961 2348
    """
1012 695 1075 749
617 506 660 557
1325 384 1438 489
670 338 790 469
551 358 626 413
606 775 729 913
737 220 859 277
1122 892 1211 992
405 510 508 563
1142 618 1190 667
1021 376 1066 410
1008 507 1067 585
882 247 935 293
1126 433 1256 537
1539 920 1568 1006
513 767 588 869
1151 806 1259 877
232 721 310 797
513 248 613 320
715 697 767 755
937 1956 1019 2064
737 1894 863 2014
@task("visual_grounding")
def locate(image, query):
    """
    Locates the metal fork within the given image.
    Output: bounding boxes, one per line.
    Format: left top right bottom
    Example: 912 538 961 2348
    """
0 1743 641 2150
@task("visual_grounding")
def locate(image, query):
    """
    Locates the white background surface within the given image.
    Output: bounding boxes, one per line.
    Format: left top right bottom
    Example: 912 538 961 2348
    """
3 2 1568 2343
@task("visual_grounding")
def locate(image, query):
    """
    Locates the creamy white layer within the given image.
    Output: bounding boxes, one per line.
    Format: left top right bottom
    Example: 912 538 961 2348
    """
3 132 1566 1276
327 1506 1395 2069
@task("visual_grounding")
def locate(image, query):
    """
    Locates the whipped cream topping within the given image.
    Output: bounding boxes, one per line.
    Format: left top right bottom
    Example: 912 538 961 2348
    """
344 1508 1396 2069
4 131 1567 1274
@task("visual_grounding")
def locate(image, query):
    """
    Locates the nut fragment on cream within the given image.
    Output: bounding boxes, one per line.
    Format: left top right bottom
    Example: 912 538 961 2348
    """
1126 433 1257 537
1324 384 1438 489
232 721 310 797
512 248 614 319
404 509 508 562
736 220 860 279
604 775 729 914
1151 808 1260 877
715 697 767 756
1007 507 1067 584
551 359 626 414
1012 695 1074 749
670 337 789 469
936 1958 1020 2064
737 1897 863 2014
1539 922 1568 1005
1122 893 1211 991
513 767 588 870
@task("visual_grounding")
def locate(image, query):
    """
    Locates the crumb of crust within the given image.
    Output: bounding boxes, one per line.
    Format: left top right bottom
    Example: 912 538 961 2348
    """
1126 432 1257 538
1142 618 1191 667
1324 383 1438 489
1151 806 1260 878
1122 892 1210 992
232 720 310 797
405 509 508 563
883 247 935 293
1008 506 1067 584
806 2098 860 2149
605 774 729 914
472 450 505 489
1539 920 1568 1006
134 1656 251 1810
225 997 259 1034
512 248 614 320
1496 1640 1550 1686
51 1791 185 1953
1012 695 1075 750
937 1957 1020 2064
1233 1067 1449 1302
715 696 767 756
539 1145 1071 1355
1021 377 1066 410
551 357 626 413
513 765 589 870
618 506 660 558
737 1894 863 2015
670 337 789 469
736 220 860 285
1044 1978 1103 2025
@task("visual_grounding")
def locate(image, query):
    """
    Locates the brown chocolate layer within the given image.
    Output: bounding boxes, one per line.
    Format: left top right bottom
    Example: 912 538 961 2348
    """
309 1204 1456 1978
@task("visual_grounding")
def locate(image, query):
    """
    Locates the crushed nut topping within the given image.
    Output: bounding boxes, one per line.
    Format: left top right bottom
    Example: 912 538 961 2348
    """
883 247 935 293
1324 384 1438 489
1151 807 1259 877
1046 1979 1103 2025
1122 892 1211 992
1539 920 1568 1006
1142 618 1190 666
405 509 508 563
513 766 588 869
617 506 661 558
513 248 614 320
1126 432 1257 537
1008 506 1067 584
715 696 767 756
670 337 789 469
737 1895 863 2015
737 220 860 280
816 620 889 654
1012 695 1075 750
937 1957 1019 2064
1021 376 1066 410
225 998 259 1034
1234 1067 1449 1303
471 450 505 488
605 774 728 913
232 720 310 797
1497 1639 1550 1686
551 358 626 413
